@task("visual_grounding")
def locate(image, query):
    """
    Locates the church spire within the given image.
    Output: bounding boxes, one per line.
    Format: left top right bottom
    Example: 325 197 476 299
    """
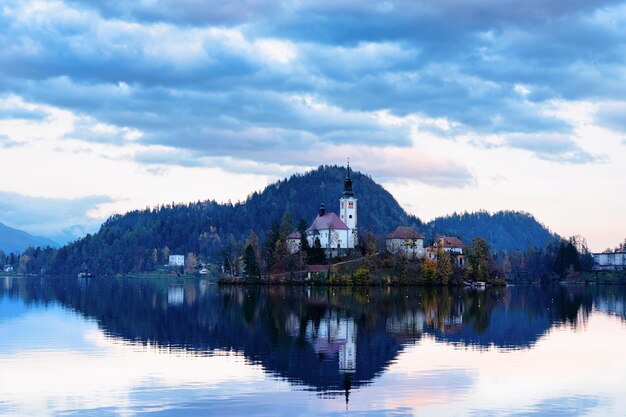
343 159 354 197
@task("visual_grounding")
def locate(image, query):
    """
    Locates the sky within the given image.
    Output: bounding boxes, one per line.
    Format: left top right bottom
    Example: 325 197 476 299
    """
0 0 624 250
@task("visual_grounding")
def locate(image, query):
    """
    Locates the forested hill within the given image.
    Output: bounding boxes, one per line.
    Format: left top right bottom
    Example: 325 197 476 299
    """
40 166 558 275
49 165 422 274
425 211 558 253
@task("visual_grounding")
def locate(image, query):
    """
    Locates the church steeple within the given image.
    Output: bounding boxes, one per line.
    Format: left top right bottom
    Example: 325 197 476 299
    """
343 160 354 197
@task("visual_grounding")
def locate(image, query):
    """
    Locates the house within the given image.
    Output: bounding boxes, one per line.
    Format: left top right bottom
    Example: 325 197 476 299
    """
286 230 301 254
3 264 13 273
305 164 358 257
593 252 626 271
385 226 425 259
168 254 185 267
429 236 466 268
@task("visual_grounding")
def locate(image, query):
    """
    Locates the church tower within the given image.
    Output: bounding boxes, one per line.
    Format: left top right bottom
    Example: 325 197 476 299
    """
339 162 358 248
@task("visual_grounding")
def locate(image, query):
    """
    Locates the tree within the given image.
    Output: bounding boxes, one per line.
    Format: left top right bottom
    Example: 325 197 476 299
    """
264 220 281 270
243 244 260 279
223 256 231 275
555 238 580 277
436 248 453 285
420 258 437 283
161 246 170 265
311 236 326 263
280 212 293 236
358 229 378 256
184 252 198 274
467 237 491 282
19 255 31 274
297 218 310 259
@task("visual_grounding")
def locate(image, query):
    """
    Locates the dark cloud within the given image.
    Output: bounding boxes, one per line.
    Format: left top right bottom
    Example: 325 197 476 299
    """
1 0 624 172
0 192 113 243
66 0 281 25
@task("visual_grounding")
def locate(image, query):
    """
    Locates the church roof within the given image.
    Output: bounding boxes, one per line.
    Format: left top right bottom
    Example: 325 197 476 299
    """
308 213 349 231
385 226 424 240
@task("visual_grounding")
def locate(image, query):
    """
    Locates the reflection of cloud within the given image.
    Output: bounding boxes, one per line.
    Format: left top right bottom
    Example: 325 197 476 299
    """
0 309 268 417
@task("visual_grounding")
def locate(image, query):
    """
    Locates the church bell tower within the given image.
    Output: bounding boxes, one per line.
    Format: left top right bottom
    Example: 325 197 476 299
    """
340 162 358 248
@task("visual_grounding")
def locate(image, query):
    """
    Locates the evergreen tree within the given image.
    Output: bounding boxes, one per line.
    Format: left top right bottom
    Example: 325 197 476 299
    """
243 244 259 279
311 237 326 263
467 237 491 282
297 219 310 259
223 257 231 274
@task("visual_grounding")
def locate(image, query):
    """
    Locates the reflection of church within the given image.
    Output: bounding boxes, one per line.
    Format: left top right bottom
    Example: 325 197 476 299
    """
286 311 357 373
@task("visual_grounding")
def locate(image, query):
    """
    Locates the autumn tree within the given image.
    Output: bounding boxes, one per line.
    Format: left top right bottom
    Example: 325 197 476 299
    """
420 258 437 283
184 252 198 274
358 229 378 256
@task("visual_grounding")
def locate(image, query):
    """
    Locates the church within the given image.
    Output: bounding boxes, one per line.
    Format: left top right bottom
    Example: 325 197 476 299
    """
286 165 358 256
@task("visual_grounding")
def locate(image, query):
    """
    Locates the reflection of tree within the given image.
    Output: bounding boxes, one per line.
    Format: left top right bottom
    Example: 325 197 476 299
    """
0 277 618 391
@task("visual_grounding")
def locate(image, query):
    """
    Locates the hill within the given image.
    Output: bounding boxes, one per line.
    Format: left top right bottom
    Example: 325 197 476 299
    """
49 166 422 274
38 165 556 275
425 211 557 252
0 222 58 254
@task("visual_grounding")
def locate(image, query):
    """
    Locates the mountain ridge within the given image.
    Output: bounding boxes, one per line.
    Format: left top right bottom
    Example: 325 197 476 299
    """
0 222 58 254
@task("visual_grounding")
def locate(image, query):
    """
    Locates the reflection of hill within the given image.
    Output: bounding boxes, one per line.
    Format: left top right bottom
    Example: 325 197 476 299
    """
1 278 618 392
429 288 594 349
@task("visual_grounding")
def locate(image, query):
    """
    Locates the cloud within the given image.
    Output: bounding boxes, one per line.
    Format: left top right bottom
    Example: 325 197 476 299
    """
0 0 623 185
594 102 626 133
504 133 604 164
0 192 113 243
66 0 281 25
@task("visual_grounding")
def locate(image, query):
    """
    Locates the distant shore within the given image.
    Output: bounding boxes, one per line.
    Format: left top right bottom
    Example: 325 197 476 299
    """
1 269 624 286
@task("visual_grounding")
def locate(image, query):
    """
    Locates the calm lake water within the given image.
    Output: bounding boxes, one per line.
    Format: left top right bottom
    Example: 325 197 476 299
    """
1 277 626 416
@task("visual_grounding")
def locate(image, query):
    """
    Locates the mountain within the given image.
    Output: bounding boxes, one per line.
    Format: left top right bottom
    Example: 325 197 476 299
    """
0 222 58 254
42 165 555 275
424 211 558 253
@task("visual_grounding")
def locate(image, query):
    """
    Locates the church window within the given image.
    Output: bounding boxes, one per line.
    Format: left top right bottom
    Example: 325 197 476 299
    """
349 215 352 219
348 202 354 209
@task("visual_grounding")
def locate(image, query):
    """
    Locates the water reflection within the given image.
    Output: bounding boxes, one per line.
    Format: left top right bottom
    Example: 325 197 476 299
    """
1 277 622 396
4 277 626 415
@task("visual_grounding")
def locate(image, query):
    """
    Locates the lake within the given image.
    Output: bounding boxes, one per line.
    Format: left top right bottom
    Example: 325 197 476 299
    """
1 277 626 416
